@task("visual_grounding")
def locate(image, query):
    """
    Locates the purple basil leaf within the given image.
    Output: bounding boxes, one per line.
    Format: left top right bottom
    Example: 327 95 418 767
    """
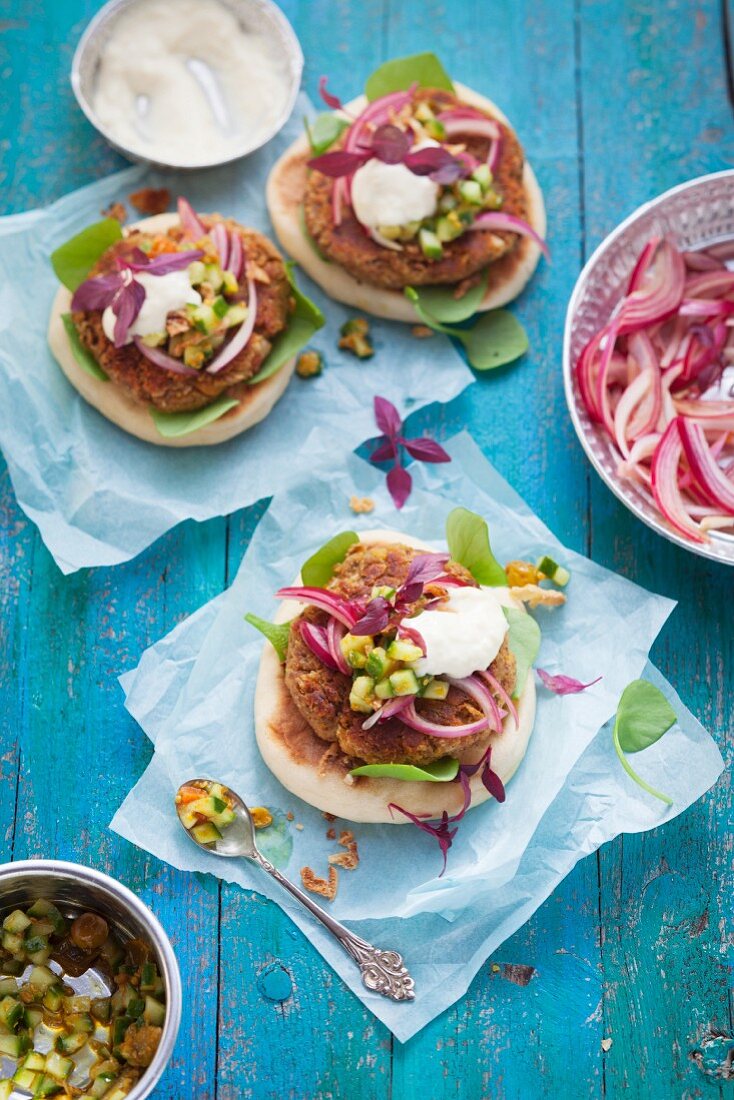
371 124 412 165
387 463 412 509
70 272 124 312
111 278 146 348
401 436 452 463
388 804 458 876
127 246 150 266
429 158 471 185
351 596 392 636
481 763 506 803
307 150 371 177
404 552 450 590
373 395 403 438
537 669 603 695
370 438 398 464
127 249 204 275
319 76 343 111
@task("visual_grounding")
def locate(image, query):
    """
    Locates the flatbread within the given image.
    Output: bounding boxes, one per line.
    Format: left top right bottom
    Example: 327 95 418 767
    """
266 83 546 323
254 529 537 823
47 213 296 448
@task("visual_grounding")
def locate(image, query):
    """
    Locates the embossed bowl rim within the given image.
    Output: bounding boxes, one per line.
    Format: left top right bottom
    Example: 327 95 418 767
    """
563 169 734 566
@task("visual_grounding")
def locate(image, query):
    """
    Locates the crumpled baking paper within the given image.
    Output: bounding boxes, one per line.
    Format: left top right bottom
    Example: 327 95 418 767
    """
111 431 723 1040
0 94 473 573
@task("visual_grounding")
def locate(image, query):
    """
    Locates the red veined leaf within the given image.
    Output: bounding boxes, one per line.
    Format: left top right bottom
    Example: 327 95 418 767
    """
371 124 412 164
319 76 344 111
373 395 403 438
387 463 412 509
370 439 398 463
307 150 371 178
111 279 145 347
537 669 603 695
401 437 452 463
71 272 125 312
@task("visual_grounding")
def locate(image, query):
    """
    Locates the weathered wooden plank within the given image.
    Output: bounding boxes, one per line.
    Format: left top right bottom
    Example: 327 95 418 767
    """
578 1 734 1096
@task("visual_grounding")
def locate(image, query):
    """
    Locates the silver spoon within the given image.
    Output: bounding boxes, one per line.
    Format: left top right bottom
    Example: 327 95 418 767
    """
175 780 415 1002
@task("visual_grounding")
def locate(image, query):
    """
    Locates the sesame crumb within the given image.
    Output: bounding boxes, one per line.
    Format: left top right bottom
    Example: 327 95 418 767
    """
349 495 375 515
300 865 338 901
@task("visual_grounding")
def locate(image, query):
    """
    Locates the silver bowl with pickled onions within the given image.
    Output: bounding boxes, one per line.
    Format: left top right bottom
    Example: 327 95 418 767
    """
0 861 181 1100
563 169 734 564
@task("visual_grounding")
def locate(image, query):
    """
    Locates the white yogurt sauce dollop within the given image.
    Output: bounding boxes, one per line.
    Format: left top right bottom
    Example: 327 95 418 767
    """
351 141 440 229
102 270 201 345
414 587 509 680
91 0 292 167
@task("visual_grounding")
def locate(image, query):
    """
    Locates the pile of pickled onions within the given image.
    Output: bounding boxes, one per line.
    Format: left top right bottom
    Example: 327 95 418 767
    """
575 236 734 543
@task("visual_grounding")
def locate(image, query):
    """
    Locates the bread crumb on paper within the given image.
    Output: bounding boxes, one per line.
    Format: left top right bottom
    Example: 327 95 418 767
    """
510 583 566 609
328 829 359 871
326 827 336 841
286 811 294 821
301 865 338 901
128 187 171 216
250 806 273 829
411 325 434 339
601 1038 613 1052
349 495 375 514
102 201 127 223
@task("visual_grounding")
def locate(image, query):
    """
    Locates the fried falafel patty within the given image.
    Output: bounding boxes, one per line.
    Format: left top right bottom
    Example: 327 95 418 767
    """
283 542 517 766
303 88 528 291
72 216 294 414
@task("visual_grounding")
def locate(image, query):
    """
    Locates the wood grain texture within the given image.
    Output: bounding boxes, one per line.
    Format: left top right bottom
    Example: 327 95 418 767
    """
0 0 732 1096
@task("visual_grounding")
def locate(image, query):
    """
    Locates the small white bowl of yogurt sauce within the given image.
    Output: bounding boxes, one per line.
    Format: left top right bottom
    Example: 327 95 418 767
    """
71 0 303 169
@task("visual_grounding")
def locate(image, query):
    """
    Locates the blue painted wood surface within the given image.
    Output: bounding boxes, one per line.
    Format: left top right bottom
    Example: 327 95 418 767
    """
1 1 733 1096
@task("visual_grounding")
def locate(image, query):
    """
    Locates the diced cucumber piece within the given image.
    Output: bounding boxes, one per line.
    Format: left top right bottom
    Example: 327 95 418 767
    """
190 304 218 335
92 998 112 1023
139 963 158 993
11 1067 38 1090
419 228 443 261
349 675 375 714
143 996 166 1027
0 995 24 1031
103 1085 133 1100
436 214 464 243
2 910 31 935
22 1051 46 1072
536 555 570 586
34 1076 64 1097
374 678 395 700
27 948 51 967
28 966 57 993
389 669 420 696
471 164 492 190
458 180 483 205
187 260 207 286
182 345 206 369
370 585 396 601
2 932 22 955
365 646 391 680
421 678 449 700
0 1079 13 1100
438 192 457 213
90 1075 117 1098
221 270 239 296
24 1007 43 1029
43 985 64 1014
414 102 435 122
64 995 91 1014
111 1016 132 1047
483 188 503 210
23 935 49 956
25 900 52 918
44 1052 72 1081
223 303 247 329
191 822 221 846
203 263 224 291
375 224 402 241
0 1032 26 1058
387 639 424 664
340 633 372 669
0 979 17 997
212 296 229 319
424 118 446 141
67 1012 94 1035
1 959 24 977
126 997 145 1020
55 1031 87 1055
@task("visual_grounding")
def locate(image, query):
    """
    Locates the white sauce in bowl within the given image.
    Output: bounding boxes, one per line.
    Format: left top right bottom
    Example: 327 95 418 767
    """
91 0 292 166
414 587 509 680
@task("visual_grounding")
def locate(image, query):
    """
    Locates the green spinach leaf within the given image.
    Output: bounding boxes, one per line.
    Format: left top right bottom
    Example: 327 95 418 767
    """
404 271 489 323
446 506 507 586
248 262 325 385
365 52 454 100
245 614 292 662
405 288 528 371
350 758 459 782
612 679 677 805
61 314 108 381
301 531 359 587
503 606 541 697
150 396 240 439
305 112 349 155
51 218 123 291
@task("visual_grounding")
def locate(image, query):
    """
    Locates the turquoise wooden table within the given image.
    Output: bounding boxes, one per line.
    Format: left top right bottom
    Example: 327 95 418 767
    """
1 2 733 1096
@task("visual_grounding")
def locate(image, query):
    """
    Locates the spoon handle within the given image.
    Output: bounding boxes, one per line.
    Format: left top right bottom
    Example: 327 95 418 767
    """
252 852 415 1001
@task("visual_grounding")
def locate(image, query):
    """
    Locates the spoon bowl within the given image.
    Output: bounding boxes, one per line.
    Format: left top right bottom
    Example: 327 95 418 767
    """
174 779 416 1001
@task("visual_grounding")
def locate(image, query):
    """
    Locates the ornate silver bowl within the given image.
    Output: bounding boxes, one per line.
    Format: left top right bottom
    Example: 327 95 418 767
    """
563 170 734 566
